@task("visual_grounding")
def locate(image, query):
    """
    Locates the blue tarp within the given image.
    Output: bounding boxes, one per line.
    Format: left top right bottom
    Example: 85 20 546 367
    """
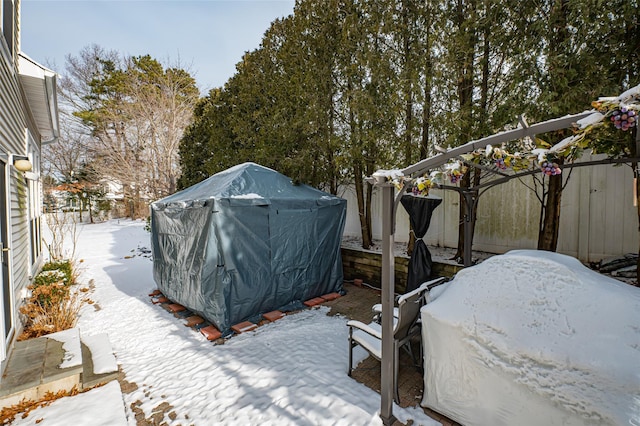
150 163 346 333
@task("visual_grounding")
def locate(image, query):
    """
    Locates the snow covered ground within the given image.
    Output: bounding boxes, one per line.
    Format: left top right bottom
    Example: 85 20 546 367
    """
15 219 438 426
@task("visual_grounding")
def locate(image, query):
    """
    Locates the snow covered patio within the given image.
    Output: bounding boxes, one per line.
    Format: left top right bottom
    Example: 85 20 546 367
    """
12 219 446 425
11 218 638 425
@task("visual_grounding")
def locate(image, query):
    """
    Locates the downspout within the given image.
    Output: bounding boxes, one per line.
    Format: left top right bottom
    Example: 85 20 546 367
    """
42 73 60 145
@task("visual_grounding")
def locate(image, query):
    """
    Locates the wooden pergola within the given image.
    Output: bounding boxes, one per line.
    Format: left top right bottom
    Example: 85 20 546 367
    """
369 108 640 425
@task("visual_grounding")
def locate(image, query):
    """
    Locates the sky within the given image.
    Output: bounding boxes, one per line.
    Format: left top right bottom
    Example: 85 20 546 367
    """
20 0 296 93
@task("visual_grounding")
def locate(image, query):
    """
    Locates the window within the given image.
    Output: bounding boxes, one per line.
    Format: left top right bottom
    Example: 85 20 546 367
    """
0 0 15 59
27 145 42 267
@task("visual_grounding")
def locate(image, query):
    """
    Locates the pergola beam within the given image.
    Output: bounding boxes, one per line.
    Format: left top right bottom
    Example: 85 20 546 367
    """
402 111 593 177
475 157 640 193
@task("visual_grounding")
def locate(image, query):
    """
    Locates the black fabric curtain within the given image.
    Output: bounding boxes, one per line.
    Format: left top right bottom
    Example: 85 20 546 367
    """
400 194 443 292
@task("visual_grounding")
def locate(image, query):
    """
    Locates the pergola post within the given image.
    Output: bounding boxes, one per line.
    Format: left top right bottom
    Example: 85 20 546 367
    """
379 181 396 425
635 127 640 273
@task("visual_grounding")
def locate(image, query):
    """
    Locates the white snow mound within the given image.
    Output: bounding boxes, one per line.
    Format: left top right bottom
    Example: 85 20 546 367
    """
421 250 640 426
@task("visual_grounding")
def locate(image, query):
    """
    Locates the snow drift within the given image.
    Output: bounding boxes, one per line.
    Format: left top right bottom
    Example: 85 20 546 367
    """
421 250 640 426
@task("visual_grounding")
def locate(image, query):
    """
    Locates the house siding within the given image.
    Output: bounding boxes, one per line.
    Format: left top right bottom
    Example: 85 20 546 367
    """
0 0 46 365
10 171 29 308
0 56 24 156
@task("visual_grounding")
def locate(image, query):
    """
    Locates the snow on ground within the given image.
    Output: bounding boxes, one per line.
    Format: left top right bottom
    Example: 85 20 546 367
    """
45 328 82 369
81 333 118 374
19 219 438 426
14 381 127 426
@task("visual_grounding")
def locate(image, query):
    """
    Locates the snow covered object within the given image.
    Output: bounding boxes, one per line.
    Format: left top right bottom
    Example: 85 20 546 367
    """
150 163 346 333
421 250 640 426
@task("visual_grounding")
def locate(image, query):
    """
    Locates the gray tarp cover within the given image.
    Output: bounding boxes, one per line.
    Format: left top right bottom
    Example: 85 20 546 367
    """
150 162 346 333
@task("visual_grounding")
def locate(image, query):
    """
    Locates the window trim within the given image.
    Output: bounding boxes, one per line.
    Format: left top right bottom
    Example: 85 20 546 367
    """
0 0 15 65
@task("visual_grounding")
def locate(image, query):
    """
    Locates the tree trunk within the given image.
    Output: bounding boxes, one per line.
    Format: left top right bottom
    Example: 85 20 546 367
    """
536 0 570 252
401 0 414 166
354 161 372 249
346 64 372 248
329 91 338 195
479 2 490 135
452 172 471 262
452 0 477 261
538 171 563 251
421 61 432 160
455 0 476 142
452 168 481 262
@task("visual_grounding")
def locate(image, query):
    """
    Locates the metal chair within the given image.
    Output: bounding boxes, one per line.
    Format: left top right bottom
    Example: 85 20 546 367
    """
370 277 447 325
347 279 444 403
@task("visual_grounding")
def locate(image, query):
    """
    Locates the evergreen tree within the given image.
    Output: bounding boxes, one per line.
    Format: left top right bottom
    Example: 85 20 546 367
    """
175 0 639 252
523 0 639 251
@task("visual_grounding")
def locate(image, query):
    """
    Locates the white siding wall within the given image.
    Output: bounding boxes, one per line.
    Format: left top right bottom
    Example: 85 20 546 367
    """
342 155 637 262
0 0 37 361
10 170 29 296
0 52 23 155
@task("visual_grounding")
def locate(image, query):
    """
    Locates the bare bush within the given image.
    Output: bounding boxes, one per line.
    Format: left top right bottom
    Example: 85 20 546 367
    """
43 212 79 261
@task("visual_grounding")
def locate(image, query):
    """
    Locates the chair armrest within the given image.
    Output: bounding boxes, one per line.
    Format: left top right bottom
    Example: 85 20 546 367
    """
371 304 400 322
347 320 382 340
426 276 448 290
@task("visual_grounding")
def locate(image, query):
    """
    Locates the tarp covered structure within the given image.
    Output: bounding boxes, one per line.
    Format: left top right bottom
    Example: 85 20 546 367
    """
150 162 347 333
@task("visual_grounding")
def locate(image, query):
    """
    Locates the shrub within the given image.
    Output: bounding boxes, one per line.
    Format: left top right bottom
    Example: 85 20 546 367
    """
18 260 86 340
30 260 74 306
40 260 73 283
33 269 67 286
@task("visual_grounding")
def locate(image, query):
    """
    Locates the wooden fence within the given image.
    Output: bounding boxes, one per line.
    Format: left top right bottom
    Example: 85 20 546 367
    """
340 154 637 263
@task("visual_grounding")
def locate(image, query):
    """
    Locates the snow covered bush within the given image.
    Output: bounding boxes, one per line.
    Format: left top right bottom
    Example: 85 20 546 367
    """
18 260 85 340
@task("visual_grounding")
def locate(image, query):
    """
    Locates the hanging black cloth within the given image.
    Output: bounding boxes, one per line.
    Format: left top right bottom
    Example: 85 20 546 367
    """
400 194 443 292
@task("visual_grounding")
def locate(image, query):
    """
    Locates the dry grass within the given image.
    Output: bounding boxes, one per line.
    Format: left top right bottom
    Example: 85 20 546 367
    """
17 260 87 341
0 387 80 425
18 289 83 340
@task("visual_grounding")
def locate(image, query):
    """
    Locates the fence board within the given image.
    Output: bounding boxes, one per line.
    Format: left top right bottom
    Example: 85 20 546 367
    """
341 154 637 262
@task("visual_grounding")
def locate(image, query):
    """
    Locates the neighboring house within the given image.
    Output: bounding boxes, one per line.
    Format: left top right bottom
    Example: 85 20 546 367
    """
0 0 59 372
48 186 79 212
47 177 124 214
101 176 124 202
